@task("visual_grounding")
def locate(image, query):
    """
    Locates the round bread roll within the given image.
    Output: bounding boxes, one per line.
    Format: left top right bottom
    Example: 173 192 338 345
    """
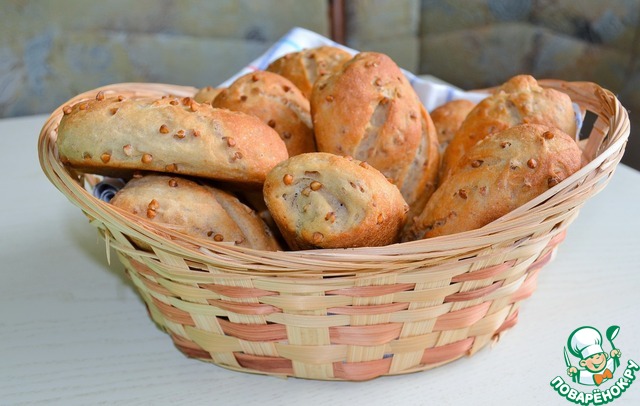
266 46 353 99
404 124 583 240
263 152 409 250
310 51 440 216
193 86 225 104
56 94 288 185
212 71 316 156
110 174 281 251
430 99 476 153
439 74 576 183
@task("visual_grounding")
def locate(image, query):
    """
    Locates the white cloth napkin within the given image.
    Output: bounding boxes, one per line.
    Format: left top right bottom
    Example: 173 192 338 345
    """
218 27 489 111
220 27 583 134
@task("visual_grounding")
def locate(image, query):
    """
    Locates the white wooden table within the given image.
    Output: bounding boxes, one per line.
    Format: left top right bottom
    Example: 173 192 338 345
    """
2 114 639 405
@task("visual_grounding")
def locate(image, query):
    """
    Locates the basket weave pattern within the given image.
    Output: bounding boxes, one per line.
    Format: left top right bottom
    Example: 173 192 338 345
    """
38 81 629 380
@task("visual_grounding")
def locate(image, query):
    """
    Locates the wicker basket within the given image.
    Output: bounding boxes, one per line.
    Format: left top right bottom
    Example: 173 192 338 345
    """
38 80 629 381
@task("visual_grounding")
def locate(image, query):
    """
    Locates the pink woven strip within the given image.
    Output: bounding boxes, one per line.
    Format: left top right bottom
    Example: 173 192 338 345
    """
451 260 517 283
171 334 212 360
494 309 519 336
151 296 195 326
509 269 541 304
128 258 157 277
217 317 288 342
326 283 415 297
526 250 553 273
433 302 491 331
127 260 174 296
421 337 474 365
330 323 403 345
444 281 504 303
333 357 393 381
132 271 174 296
327 302 410 315
548 230 567 247
208 299 283 315
234 352 294 375
199 283 278 299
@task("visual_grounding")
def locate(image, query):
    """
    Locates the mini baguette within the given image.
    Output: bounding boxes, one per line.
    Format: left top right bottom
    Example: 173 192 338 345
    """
110 174 281 251
193 86 225 104
430 99 476 153
57 94 288 184
212 71 316 156
263 152 409 250
266 46 353 99
439 75 576 182
311 52 440 215
404 124 583 240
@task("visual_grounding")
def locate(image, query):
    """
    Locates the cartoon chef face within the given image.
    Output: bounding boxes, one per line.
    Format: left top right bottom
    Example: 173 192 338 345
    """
568 326 607 367
580 351 609 373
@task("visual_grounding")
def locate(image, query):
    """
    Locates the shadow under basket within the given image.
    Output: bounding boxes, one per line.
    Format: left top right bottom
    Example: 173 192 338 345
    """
38 80 629 381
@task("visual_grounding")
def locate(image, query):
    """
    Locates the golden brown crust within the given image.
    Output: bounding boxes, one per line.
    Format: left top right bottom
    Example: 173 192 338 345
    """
263 152 408 250
266 46 353 99
109 175 281 251
212 71 316 156
56 95 288 184
439 75 577 183
404 124 583 240
430 99 476 153
310 52 440 214
193 86 225 104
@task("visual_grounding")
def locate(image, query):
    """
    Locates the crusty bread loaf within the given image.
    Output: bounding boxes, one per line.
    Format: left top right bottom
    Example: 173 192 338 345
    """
263 152 409 250
310 52 440 215
193 86 224 104
439 75 576 183
404 124 583 240
110 174 281 251
266 46 353 99
212 71 316 156
430 99 476 153
56 94 288 184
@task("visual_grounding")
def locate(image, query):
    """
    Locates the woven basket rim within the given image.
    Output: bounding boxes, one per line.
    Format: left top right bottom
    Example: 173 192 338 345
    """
37 80 630 273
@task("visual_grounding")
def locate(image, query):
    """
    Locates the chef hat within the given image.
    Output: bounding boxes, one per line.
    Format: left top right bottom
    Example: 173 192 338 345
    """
568 326 604 359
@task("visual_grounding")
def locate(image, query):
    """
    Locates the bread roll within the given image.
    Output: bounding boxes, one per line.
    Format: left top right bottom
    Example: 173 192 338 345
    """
404 124 583 240
110 174 281 251
439 75 576 182
212 71 316 156
430 99 476 153
263 152 408 250
310 52 440 215
56 94 288 184
266 46 352 99
193 86 224 104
